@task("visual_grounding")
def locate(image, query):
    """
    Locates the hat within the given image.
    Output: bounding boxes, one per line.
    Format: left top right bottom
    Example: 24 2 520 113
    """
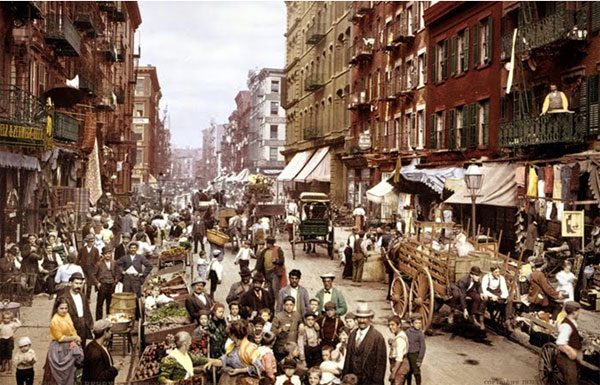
102 246 114 254
354 302 375 318
17 337 32 347
93 319 113 334
266 236 276 244
288 269 302 278
69 272 85 282
239 268 252 277
121 232 131 239
192 279 207 287
283 295 296 304
282 358 297 369
128 241 139 248
320 272 336 280
324 301 336 311
564 301 581 314
252 272 265 282
84 234 95 242
124 209 131 213
532 257 545 268
469 266 482 276
212 249 222 256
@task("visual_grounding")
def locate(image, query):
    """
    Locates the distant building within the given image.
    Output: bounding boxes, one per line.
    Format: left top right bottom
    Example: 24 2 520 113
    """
248 68 286 176
171 148 202 181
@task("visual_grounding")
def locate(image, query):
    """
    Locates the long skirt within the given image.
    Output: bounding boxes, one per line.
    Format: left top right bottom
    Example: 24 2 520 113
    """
42 340 83 385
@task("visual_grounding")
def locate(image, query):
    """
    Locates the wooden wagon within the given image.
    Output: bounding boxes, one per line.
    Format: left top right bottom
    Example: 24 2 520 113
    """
255 203 286 236
386 221 523 330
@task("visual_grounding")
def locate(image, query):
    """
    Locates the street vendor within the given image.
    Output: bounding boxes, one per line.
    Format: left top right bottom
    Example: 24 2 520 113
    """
145 284 175 311
555 301 583 385
115 242 153 298
185 278 214 324
527 258 563 313
158 331 211 384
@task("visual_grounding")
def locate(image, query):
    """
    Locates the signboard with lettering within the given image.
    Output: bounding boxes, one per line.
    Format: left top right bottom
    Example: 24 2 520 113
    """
0 120 46 147
358 131 372 151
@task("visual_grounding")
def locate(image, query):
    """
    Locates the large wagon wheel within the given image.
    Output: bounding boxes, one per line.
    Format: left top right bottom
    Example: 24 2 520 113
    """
537 343 564 385
390 274 408 317
409 267 435 330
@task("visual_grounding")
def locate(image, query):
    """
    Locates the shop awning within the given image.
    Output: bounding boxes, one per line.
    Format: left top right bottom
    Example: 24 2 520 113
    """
277 150 314 182
0 151 40 171
366 180 396 204
444 163 518 207
400 159 465 196
235 168 250 182
295 146 330 183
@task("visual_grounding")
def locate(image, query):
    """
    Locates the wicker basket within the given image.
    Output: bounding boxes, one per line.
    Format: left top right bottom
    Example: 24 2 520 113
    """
206 229 230 246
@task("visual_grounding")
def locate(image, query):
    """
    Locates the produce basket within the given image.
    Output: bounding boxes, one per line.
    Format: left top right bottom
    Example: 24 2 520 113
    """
107 313 133 333
160 247 187 263
143 302 196 345
206 229 230 246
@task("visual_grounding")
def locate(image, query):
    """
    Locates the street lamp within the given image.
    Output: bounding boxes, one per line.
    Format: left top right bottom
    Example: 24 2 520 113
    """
158 172 165 211
464 161 484 240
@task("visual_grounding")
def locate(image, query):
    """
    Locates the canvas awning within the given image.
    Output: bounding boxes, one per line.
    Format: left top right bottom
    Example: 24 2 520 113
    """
444 163 518 207
235 168 250 182
366 180 396 204
400 159 465 196
295 146 330 183
277 150 314 182
0 151 40 171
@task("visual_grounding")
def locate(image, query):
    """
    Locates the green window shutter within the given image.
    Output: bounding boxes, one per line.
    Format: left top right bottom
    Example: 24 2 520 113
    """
430 45 437 84
461 107 468 148
469 103 477 148
589 74 599 134
486 16 493 63
464 27 469 72
429 113 437 149
442 39 448 79
473 23 479 68
483 101 490 145
449 109 456 149
450 35 457 77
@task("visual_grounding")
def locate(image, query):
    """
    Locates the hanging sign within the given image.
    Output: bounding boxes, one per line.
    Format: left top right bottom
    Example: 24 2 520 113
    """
358 131 371 151
562 210 584 237
0 120 46 147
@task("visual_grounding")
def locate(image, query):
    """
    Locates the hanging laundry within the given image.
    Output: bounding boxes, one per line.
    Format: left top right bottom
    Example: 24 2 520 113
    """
556 201 564 221
516 166 526 197
570 162 581 193
546 200 553 220
561 165 572 201
544 165 554 195
527 167 538 197
553 165 562 200
537 179 545 198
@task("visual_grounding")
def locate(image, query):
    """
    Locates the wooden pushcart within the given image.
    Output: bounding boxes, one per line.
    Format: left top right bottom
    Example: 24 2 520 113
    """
386 221 522 330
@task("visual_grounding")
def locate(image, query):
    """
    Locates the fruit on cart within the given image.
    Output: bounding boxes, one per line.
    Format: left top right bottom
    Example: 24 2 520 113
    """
160 246 186 261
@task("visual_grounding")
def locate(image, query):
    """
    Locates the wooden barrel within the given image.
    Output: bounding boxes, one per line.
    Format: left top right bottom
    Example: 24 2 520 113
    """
110 293 137 317
361 252 386 282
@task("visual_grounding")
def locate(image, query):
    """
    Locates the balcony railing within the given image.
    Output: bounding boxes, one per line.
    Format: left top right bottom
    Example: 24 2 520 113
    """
304 73 325 92
115 86 125 104
53 112 80 142
383 75 403 101
303 126 322 140
74 3 103 37
116 41 126 62
306 23 326 45
100 38 118 62
78 69 98 96
348 38 374 65
0 85 47 147
98 1 117 13
350 1 373 23
107 1 126 22
499 113 585 148
501 8 587 60
94 84 116 111
347 91 371 111
45 14 81 56
392 18 414 44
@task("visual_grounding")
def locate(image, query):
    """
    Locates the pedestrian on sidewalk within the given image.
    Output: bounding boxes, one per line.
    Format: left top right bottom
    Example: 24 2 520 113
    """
405 314 426 385
76 234 100 301
185 279 214 324
276 269 311 316
351 232 365 283
388 315 409 385
226 268 252 305
81 319 124 385
13 336 36 385
556 301 583 385
234 240 254 272
95 246 118 320
208 249 224 298
315 273 347 316
196 250 209 280
115 241 153 298
255 236 286 300
192 213 206 254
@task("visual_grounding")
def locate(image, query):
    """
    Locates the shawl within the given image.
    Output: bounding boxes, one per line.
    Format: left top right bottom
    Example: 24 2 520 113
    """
238 337 260 366
50 313 77 342
47 340 84 385
168 349 193 380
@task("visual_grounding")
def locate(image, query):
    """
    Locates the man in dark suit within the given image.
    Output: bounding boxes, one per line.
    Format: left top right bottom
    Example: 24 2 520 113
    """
55 272 94 346
82 319 124 385
239 272 274 319
448 265 485 329
343 302 387 385
225 268 252 304
184 279 214 324
192 213 206 254
95 246 118 320
77 233 101 300
115 242 153 298
113 233 131 261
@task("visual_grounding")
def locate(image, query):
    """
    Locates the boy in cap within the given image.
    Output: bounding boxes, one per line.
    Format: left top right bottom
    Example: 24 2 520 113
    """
298 312 321 368
555 301 582 385
406 314 426 385
13 336 35 385
317 301 344 348
208 249 224 297
448 265 485 329
82 319 124 385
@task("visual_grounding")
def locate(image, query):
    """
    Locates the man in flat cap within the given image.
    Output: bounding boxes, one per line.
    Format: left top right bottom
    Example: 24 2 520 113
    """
113 232 131 261
277 269 311 316
54 272 93 345
226 267 253 305
448 265 485 329
82 319 124 385
95 246 118 320
255 236 285 299
315 273 347 316
115 241 153 298
77 233 101 301
556 301 582 385
240 272 274 319
185 278 214 324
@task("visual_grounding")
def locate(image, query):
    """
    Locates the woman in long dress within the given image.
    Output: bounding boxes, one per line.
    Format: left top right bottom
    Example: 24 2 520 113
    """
42 297 84 385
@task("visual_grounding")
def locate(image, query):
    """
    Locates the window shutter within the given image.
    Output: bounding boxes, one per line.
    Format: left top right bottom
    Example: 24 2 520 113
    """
483 101 490 145
450 35 457 76
449 108 456 149
442 39 448 79
593 2 600 33
429 114 437 149
412 112 417 147
473 23 479 68
469 103 477 148
423 52 427 84
461 107 468 148
486 16 493 63
580 77 588 133
589 74 599 135
500 96 506 122
464 27 470 72
430 45 437 84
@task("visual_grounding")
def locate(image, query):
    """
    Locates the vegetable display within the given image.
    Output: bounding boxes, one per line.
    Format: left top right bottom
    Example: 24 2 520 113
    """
146 302 190 325
160 246 187 261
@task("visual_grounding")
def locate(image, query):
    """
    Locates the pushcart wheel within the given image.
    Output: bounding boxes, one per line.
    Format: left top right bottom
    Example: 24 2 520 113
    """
409 266 434 330
537 343 564 385
390 274 407 317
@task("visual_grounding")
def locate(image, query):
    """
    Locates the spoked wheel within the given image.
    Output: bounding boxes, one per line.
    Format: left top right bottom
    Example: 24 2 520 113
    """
409 267 435 330
537 343 564 385
390 275 408 317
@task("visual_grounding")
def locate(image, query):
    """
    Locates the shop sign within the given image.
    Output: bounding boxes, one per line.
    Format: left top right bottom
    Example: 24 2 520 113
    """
358 131 371 151
0 120 46 147
562 210 584 237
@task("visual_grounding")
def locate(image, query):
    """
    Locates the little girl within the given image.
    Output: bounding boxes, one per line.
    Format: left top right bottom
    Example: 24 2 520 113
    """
196 251 209 280
226 301 241 323
331 327 349 369
0 311 22 372
306 367 322 385
13 336 36 385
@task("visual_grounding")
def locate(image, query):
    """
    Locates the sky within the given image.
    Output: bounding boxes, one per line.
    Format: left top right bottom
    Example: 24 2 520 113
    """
137 1 286 148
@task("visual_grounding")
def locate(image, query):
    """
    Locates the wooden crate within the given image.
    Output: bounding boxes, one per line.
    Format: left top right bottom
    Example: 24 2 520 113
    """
143 323 197 345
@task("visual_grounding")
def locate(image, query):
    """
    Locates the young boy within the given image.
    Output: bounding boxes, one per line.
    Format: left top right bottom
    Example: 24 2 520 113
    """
227 301 241 323
308 298 320 317
406 314 426 385
275 358 301 385
344 312 357 332
259 307 273 333
317 301 344 348
13 336 35 385
319 344 341 384
192 309 211 339
388 315 410 385
0 311 21 372
298 313 321 368
234 240 255 271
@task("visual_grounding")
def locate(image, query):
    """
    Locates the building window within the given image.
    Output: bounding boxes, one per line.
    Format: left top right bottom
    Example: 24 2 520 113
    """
406 59 415 90
407 5 414 35
136 150 143 166
457 28 469 74
418 1 425 31
134 124 144 132
269 147 278 161
271 80 280 93
270 125 278 139
135 78 144 96
135 103 144 117
473 17 493 67
436 111 445 149
270 101 279 115
405 113 413 149
478 99 490 146
436 39 448 80
450 106 467 149
134 132 143 141
416 109 424 149
418 52 427 87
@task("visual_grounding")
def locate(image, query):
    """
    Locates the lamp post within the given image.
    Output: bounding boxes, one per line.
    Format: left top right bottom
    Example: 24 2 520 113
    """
158 172 165 211
464 162 483 240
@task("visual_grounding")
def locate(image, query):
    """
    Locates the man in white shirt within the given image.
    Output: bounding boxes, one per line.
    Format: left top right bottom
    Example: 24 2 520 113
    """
234 240 255 271
54 253 84 287
555 301 582 385
54 272 93 345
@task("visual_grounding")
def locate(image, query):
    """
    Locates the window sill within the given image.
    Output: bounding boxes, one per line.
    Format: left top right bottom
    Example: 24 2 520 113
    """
454 72 466 79
434 79 446 86
417 84 425 90
476 62 491 71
